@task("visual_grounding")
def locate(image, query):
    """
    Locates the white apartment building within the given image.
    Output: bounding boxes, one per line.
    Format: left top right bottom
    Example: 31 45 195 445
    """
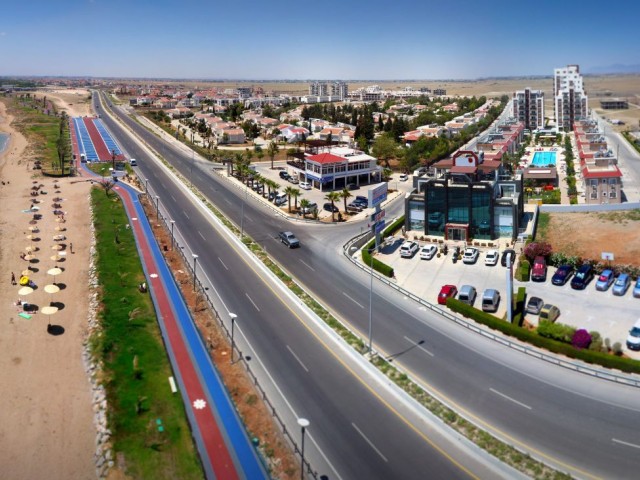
512 88 544 130
309 81 348 100
554 64 588 131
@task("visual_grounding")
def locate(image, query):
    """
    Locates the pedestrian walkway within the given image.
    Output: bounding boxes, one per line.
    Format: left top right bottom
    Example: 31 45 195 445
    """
83 165 267 480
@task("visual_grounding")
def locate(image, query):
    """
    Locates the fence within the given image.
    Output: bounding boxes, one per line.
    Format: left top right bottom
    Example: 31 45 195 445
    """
342 232 640 389
142 189 320 480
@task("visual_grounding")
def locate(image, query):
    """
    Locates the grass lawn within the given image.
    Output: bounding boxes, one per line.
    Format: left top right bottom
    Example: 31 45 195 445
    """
90 187 202 479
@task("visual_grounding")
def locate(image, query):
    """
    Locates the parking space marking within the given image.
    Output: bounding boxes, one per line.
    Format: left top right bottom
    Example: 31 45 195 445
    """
245 293 260 312
286 345 309 372
299 259 315 272
612 438 640 449
403 336 434 357
352 423 388 462
490 388 532 410
343 292 364 309
218 257 229 270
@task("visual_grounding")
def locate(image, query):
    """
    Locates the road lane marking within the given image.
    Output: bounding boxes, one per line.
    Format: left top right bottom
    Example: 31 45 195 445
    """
218 257 228 270
612 438 640 449
171 194 176 203
244 214 253 222
286 345 309 372
198 231 206 240
245 293 260 312
183 211 189 219
403 336 434 357
342 292 364 309
299 259 315 271
224 198 232 205
490 388 532 410
352 423 388 462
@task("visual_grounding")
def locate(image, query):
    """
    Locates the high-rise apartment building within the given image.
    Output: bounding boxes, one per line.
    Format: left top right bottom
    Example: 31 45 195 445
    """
554 64 588 131
512 88 544 130
309 81 348 100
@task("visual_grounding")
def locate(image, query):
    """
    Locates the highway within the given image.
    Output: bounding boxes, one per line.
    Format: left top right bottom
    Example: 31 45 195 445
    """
96 93 640 480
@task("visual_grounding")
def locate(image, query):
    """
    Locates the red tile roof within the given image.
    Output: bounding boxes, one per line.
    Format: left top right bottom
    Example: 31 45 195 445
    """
307 153 345 165
581 166 622 178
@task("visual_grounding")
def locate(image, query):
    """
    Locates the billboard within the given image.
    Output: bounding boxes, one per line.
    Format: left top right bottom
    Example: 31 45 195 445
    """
368 183 388 208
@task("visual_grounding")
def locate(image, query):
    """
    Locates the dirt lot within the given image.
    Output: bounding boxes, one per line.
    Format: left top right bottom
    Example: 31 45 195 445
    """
539 211 640 266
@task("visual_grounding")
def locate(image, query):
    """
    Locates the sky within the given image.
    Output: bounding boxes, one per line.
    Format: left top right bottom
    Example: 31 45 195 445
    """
1 0 640 80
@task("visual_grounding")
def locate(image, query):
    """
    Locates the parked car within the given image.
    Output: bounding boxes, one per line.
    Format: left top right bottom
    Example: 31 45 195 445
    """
612 273 631 296
539 304 561 323
399 173 408 181
279 171 291 180
438 285 458 305
129 158 137 166
288 177 299 184
323 203 339 213
419 244 437 260
301 202 317 214
346 202 363 212
481 289 500 312
634 278 640 298
526 296 544 315
462 247 479 264
346 183 359 190
274 194 288 206
268 191 278 201
531 256 547 281
484 250 499 266
626 319 640 351
501 249 516 267
399 241 419 258
354 196 368 207
551 265 574 286
595 269 615 291
458 285 477 306
299 181 312 190
571 264 594 290
278 231 300 248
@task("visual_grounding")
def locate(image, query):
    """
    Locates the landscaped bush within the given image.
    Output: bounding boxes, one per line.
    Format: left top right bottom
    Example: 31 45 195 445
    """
588 331 604 352
572 329 592 349
523 242 553 261
537 320 576 343
362 246 394 277
515 259 530 282
541 189 561 204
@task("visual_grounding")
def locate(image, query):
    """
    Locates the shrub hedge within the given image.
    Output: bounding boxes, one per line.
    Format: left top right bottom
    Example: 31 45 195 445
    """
446 299 640 374
360 216 405 278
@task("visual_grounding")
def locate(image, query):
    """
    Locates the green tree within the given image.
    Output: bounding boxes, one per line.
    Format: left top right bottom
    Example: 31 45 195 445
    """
371 133 399 169
290 188 301 210
324 191 341 222
284 186 296 212
267 141 279 169
339 188 353 212
299 198 310 218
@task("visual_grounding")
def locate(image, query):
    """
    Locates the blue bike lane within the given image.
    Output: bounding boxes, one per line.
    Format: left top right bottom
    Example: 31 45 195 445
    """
94 173 268 480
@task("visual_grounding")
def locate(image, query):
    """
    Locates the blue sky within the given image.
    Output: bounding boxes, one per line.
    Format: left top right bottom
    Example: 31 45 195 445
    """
1 0 639 80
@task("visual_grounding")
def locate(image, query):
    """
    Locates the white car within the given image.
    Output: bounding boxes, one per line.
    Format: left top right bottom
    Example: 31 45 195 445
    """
484 249 499 266
399 173 408 181
299 181 312 190
419 244 437 260
399 241 419 258
462 247 479 264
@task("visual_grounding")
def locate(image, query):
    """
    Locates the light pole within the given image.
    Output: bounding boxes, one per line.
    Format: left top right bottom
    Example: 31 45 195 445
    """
170 220 175 250
240 181 248 240
155 195 160 221
190 149 194 187
192 254 198 291
368 248 374 356
297 418 310 480
228 312 237 363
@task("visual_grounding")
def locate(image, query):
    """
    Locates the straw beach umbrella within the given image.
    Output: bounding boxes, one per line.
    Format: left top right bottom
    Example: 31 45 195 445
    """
44 284 60 305
47 267 63 284
41 305 58 326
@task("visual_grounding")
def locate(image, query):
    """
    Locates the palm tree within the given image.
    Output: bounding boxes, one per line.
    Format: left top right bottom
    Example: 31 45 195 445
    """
340 188 352 213
258 175 267 197
290 188 301 210
267 141 279 169
284 186 296 212
324 191 341 222
299 198 310 218
265 179 275 199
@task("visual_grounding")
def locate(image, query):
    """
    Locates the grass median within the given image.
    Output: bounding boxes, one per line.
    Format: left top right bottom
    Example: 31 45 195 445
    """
90 187 202 479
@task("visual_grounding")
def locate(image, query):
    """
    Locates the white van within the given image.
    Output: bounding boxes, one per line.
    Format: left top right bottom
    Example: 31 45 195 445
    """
481 289 500 312
129 158 137 166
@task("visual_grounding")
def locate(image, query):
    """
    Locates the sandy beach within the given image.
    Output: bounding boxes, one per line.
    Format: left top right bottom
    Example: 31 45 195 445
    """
0 95 96 479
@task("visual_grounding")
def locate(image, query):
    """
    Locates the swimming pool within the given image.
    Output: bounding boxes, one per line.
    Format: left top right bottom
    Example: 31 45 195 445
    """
531 151 557 167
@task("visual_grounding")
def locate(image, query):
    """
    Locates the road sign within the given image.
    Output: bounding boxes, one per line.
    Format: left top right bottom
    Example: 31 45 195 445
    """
371 209 385 224
374 220 386 235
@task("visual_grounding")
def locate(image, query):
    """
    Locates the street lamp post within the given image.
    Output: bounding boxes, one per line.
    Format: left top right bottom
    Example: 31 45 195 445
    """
368 248 374 356
240 181 248 240
297 418 310 480
170 220 175 250
228 312 237 363
190 149 194 188
155 195 160 221
192 254 198 291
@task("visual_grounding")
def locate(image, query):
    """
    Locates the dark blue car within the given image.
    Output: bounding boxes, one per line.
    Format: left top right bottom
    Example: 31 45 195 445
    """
552 265 574 286
570 264 594 290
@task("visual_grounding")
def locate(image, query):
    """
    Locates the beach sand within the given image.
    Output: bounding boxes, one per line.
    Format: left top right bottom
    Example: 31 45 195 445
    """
0 97 96 479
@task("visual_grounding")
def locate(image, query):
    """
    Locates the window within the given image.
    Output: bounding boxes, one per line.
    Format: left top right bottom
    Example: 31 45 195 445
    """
591 192 598 199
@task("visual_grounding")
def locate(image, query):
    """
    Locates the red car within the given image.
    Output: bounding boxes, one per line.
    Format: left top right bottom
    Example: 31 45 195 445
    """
438 285 458 305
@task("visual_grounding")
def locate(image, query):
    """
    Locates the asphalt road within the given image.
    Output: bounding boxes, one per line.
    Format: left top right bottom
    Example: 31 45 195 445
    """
93 95 505 479
97 93 640 479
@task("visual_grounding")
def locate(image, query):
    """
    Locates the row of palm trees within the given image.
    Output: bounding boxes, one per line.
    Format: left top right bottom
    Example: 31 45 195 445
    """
231 156 355 221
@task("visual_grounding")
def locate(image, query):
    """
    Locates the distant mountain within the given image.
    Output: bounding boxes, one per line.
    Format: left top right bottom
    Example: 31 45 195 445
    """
585 64 640 74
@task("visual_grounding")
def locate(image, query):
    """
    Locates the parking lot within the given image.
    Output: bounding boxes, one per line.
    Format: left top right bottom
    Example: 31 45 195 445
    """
377 239 640 359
